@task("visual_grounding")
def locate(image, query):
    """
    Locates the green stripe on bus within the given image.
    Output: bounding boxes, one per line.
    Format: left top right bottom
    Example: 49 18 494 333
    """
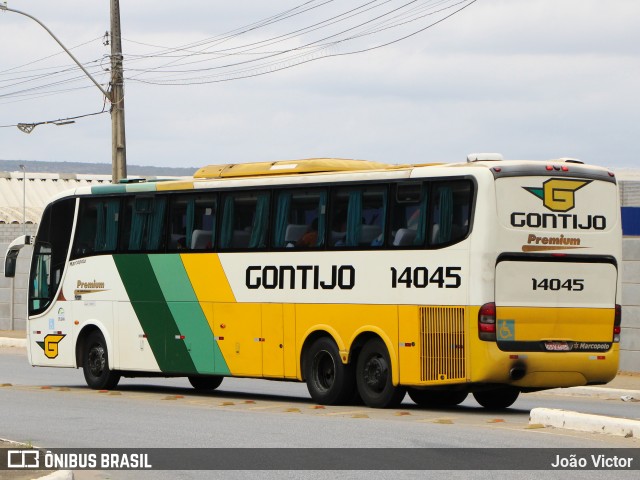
148 255 230 375
113 254 197 374
91 185 127 194
125 183 157 193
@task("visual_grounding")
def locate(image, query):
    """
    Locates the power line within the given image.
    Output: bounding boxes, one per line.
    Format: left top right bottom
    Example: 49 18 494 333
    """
0 1 479 101
0 1 333 101
127 0 477 85
124 0 389 78
122 1 337 60
0 35 104 76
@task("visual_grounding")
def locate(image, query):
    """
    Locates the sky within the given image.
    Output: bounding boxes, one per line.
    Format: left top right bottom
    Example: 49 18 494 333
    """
1 0 639 172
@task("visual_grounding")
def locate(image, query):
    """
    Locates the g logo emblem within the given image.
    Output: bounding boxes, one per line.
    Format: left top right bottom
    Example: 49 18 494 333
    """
36 334 66 359
524 179 590 212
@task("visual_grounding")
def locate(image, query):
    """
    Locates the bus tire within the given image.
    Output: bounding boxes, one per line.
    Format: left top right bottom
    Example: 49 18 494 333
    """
83 331 120 390
304 337 356 405
473 387 519 409
356 338 405 408
408 389 468 408
188 376 224 391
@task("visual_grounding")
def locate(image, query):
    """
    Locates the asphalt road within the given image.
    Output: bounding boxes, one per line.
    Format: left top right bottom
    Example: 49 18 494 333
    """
1 348 638 480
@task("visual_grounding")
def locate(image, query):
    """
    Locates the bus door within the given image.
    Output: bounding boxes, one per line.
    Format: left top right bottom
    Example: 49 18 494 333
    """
27 198 77 367
29 246 75 367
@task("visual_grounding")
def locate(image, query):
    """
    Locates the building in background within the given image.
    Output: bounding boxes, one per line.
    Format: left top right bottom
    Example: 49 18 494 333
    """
618 170 640 372
0 171 113 331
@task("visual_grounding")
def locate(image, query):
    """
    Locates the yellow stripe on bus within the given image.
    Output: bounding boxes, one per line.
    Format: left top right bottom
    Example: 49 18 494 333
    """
181 254 236 303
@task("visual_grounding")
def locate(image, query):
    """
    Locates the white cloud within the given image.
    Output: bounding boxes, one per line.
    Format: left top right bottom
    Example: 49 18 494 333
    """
1 0 639 170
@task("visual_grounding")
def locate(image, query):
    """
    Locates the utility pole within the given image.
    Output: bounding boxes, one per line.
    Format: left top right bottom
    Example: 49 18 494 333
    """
110 0 127 182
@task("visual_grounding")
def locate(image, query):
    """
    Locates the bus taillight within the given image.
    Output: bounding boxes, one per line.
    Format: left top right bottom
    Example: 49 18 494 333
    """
613 304 622 343
479 302 496 341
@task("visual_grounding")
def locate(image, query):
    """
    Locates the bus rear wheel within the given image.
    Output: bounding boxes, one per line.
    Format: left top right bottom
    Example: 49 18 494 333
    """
356 338 405 408
305 337 355 405
83 331 120 390
188 376 224 391
473 387 519 409
408 389 468 408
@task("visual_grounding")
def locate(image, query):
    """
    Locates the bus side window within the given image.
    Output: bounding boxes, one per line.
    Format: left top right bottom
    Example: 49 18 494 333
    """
120 196 167 252
72 198 120 258
360 186 386 247
389 182 427 248
72 201 97 258
328 185 386 249
168 193 217 251
219 191 270 250
272 188 327 248
429 180 473 247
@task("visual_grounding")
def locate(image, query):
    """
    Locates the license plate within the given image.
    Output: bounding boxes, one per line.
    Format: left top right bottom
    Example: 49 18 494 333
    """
544 341 571 351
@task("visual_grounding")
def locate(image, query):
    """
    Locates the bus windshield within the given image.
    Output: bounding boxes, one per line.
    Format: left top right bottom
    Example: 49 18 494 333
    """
28 198 76 316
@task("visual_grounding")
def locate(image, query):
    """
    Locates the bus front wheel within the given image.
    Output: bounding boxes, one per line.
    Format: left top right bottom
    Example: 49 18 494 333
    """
188 376 224 391
356 338 405 408
305 337 355 405
473 387 519 409
83 331 120 390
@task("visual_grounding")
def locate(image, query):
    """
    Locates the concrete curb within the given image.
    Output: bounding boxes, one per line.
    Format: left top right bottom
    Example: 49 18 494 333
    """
0 437 73 480
545 386 640 399
0 337 26 348
530 407 640 438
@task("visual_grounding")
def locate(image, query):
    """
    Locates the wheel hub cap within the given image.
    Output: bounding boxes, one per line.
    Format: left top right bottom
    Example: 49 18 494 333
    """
88 345 105 377
363 356 387 392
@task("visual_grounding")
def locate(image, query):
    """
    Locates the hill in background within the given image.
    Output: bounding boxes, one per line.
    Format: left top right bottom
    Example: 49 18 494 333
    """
0 159 197 177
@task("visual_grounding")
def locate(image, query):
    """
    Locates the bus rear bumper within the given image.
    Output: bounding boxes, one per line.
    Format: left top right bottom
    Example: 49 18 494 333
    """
482 350 619 390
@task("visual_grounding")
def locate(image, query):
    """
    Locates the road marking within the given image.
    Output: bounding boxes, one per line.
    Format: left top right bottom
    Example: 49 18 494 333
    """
249 404 288 410
432 418 454 424
325 410 369 416
351 413 369 419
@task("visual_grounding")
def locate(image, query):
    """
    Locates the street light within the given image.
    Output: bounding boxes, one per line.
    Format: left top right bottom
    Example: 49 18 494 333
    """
0 3 109 98
1 2 127 182
17 119 77 134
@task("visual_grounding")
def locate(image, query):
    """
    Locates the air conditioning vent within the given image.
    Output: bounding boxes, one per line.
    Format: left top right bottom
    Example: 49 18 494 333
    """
419 307 466 382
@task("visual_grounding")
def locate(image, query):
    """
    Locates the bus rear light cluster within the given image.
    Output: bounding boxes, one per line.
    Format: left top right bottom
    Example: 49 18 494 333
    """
613 304 622 343
545 165 570 172
478 302 496 341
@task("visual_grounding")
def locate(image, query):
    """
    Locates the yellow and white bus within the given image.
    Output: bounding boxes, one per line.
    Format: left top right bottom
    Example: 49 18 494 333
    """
4 155 622 409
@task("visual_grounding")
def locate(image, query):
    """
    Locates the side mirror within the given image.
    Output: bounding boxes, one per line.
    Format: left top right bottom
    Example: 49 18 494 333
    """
3 235 31 278
4 250 18 278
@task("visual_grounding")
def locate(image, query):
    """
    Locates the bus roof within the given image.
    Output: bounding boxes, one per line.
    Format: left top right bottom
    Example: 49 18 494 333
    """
193 158 401 178
61 156 616 198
